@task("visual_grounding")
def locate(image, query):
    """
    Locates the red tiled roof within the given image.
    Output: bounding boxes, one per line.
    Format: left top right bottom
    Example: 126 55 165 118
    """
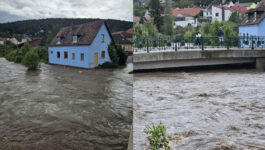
217 6 248 12
172 8 202 17
50 20 112 46
29 39 41 47
0 38 7 42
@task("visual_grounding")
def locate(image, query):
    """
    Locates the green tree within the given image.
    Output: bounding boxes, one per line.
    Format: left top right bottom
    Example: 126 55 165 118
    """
149 0 164 32
22 50 40 70
162 0 174 35
229 11 244 24
116 45 128 65
34 46 48 63
108 42 119 64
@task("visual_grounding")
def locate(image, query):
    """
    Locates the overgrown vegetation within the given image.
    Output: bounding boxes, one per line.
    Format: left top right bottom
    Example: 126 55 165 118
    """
106 42 128 67
144 121 170 150
0 42 48 70
22 50 40 70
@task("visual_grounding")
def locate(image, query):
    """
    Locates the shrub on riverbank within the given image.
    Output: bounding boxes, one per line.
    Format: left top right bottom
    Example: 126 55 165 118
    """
108 42 128 66
22 50 40 70
144 121 170 150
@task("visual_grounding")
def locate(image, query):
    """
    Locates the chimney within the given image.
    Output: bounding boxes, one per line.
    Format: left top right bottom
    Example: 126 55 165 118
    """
222 7 225 21
254 12 257 21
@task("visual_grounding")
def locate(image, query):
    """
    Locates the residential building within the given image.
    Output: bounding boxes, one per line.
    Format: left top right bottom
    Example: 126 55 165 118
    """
0 38 7 45
172 8 202 27
48 20 113 69
112 28 133 55
239 0 265 47
212 5 247 22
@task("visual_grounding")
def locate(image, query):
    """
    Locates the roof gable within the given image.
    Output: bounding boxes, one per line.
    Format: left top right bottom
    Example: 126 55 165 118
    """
50 20 111 46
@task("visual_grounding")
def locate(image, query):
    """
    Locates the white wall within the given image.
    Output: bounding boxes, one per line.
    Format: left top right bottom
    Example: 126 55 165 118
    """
211 6 232 22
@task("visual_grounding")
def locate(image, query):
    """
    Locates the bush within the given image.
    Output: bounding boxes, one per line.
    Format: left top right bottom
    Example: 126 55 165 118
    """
108 42 128 66
5 50 17 61
144 121 170 150
108 42 119 64
22 50 40 70
34 46 48 63
116 45 128 66
99 62 119 68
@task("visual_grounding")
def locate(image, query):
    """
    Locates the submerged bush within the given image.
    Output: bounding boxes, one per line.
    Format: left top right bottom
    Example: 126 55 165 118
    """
22 50 40 70
144 121 170 150
99 62 119 68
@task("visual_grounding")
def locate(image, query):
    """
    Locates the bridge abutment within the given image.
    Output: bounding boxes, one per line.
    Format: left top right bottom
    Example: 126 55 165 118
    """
256 58 265 70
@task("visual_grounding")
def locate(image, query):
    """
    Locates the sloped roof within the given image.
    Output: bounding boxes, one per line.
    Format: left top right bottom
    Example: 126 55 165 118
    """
216 6 248 12
50 20 112 46
0 38 7 42
172 8 202 17
240 5 265 26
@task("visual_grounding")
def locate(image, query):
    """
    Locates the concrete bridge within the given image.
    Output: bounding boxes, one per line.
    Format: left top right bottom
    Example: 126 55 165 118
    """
133 49 265 71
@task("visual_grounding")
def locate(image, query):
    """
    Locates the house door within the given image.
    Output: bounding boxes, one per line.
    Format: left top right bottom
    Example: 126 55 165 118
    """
94 53 98 66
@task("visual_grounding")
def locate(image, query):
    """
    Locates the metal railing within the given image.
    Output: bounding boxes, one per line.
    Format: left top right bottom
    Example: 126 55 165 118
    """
133 36 265 53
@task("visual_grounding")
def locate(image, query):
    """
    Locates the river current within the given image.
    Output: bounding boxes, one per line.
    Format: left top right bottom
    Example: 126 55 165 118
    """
0 58 132 150
134 68 265 150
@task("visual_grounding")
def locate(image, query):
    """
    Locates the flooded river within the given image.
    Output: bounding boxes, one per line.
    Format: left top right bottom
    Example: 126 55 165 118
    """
0 58 132 150
134 68 265 150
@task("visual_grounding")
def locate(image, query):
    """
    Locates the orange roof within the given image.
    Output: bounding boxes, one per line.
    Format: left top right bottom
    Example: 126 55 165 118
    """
217 6 248 12
172 8 202 17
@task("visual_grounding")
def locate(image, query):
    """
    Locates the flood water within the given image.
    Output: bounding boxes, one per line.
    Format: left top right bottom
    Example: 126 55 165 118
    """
134 68 265 150
0 58 132 150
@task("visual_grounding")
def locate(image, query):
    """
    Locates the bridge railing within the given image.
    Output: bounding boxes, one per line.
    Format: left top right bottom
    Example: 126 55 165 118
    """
133 36 265 53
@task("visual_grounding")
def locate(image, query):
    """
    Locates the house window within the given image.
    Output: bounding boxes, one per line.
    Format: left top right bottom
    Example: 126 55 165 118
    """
56 37 61 44
51 50 53 54
72 53 75 60
216 13 219 17
243 33 245 39
101 34 104 43
64 51 68 59
73 36 78 43
57 52 60 59
80 53 84 61
101 51 105 59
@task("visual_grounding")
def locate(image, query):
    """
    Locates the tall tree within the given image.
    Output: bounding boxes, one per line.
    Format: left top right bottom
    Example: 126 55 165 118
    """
162 0 174 35
148 0 164 32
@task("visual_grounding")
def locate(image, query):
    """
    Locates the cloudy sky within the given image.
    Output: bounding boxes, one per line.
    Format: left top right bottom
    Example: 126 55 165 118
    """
0 0 133 23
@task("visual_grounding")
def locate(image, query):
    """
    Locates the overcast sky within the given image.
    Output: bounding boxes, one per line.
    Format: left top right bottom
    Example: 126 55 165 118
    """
0 0 133 23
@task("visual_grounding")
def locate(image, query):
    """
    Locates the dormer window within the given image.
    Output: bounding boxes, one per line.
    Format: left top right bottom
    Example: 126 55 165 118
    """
56 37 61 45
101 34 104 43
73 35 78 43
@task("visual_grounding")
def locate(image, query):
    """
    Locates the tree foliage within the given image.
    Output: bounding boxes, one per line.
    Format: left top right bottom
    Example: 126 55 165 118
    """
161 0 174 35
107 42 128 66
149 0 164 32
22 50 40 70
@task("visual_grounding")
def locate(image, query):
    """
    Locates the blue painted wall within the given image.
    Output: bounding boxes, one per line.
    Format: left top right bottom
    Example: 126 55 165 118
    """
48 23 112 68
239 18 265 48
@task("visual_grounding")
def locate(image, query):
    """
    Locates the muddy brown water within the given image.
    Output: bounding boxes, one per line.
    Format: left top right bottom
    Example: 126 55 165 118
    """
134 69 265 150
0 58 132 150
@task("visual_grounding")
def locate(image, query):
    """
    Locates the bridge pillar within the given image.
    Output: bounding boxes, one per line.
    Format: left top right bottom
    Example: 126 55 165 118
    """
256 58 265 70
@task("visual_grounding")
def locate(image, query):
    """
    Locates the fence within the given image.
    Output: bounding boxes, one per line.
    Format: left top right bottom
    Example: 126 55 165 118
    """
133 36 265 53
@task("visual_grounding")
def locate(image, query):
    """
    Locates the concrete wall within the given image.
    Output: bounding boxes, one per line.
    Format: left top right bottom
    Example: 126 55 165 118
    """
133 50 265 70
48 23 112 69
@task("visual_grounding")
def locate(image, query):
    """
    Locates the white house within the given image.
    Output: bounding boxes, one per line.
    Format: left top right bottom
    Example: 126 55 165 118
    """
211 5 247 22
172 8 202 28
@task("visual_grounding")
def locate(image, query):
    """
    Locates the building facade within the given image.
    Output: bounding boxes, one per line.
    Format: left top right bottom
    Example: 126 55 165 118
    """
48 20 112 69
239 2 265 47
